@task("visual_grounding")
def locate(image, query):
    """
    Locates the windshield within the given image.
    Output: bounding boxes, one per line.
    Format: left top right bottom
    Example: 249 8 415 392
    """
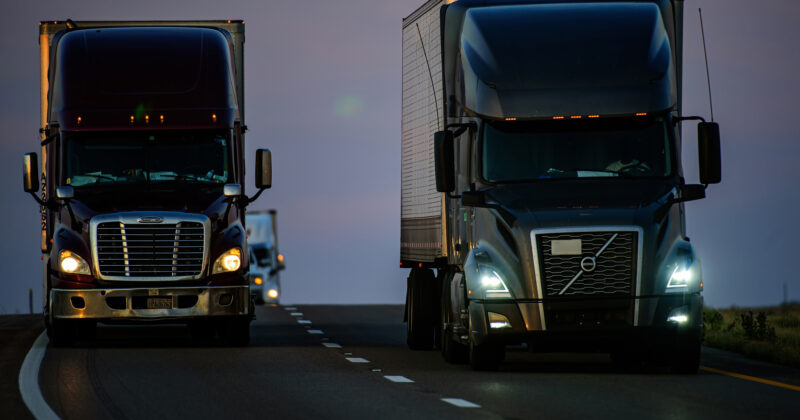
63 130 231 188
481 118 673 183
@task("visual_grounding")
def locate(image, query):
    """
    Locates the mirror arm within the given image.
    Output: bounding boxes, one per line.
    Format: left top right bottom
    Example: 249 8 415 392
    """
673 115 706 126
245 188 267 205
62 199 80 231
29 192 46 207
446 122 477 137
447 192 461 199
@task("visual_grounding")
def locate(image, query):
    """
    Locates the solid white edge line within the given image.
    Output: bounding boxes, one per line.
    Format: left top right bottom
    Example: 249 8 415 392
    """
384 375 414 383
441 398 481 408
18 331 59 420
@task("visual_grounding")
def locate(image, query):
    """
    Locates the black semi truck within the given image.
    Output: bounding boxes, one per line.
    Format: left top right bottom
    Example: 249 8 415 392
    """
23 20 273 346
400 0 721 371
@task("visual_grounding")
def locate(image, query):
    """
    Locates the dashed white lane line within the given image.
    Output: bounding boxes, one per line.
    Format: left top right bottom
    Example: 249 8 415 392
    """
441 398 481 408
322 342 342 348
18 332 59 420
345 357 370 363
384 375 414 383
290 312 303 317
284 307 297 311
297 320 312 324
307 329 324 334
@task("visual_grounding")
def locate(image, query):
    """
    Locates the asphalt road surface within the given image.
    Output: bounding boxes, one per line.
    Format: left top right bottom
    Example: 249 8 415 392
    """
30 305 800 419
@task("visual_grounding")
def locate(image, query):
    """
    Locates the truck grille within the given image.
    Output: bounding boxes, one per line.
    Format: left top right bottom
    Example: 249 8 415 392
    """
96 222 205 278
536 231 637 297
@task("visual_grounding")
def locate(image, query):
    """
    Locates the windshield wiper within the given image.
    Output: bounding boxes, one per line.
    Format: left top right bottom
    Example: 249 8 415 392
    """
74 173 117 183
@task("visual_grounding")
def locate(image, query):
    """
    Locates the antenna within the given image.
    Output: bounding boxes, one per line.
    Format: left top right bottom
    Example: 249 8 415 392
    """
416 23 441 130
698 8 714 122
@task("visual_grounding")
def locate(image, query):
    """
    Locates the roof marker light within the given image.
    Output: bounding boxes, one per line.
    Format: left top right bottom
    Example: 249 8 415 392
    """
636 112 647 116
570 115 582 119
505 117 516 121
588 114 600 118
553 116 565 120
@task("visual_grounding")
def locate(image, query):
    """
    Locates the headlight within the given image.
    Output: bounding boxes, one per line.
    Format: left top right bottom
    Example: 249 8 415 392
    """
213 248 242 274
59 250 90 275
480 268 511 299
667 265 692 289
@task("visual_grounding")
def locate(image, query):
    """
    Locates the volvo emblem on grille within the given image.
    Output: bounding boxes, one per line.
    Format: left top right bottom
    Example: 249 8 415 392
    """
137 216 164 224
580 256 597 272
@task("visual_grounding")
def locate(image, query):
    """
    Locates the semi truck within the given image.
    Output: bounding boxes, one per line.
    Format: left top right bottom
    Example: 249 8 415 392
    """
23 20 274 346
401 0 721 371
246 209 285 304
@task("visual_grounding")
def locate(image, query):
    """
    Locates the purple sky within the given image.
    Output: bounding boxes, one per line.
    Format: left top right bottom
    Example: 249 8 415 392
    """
1 0 798 313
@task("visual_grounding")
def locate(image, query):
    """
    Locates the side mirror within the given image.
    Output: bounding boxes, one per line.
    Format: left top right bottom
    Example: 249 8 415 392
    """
434 131 455 192
56 186 74 199
698 122 721 184
223 184 242 197
23 153 39 193
255 149 272 189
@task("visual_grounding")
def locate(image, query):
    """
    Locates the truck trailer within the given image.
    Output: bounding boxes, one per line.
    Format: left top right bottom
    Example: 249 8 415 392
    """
401 0 721 371
23 20 274 346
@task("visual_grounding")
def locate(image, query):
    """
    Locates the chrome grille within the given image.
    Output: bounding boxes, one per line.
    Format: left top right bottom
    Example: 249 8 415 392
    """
537 231 637 297
96 222 205 278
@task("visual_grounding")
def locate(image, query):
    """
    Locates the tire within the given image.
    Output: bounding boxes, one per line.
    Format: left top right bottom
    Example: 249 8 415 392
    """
406 268 437 350
670 333 701 374
440 271 468 364
469 338 504 371
224 317 251 347
47 319 75 347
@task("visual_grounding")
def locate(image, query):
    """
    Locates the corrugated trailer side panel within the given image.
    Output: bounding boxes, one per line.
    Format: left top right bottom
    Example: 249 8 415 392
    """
401 1 446 263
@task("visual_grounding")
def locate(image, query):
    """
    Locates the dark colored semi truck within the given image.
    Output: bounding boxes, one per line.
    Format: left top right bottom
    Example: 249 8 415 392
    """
23 20 273 346
401 0 721 371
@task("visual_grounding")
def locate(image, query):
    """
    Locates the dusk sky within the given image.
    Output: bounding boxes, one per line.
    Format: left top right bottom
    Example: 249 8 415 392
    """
1 0 798 314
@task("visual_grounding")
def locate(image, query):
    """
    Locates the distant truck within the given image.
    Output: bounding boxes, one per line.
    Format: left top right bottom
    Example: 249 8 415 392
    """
246 209 285 304
401 0 721 371
23 20 274 346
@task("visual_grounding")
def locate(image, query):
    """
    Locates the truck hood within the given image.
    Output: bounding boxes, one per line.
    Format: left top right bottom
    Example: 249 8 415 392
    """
66 186 229 223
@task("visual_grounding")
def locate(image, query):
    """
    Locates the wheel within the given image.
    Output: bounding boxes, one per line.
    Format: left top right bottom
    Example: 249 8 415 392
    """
406 268 437 350
469 338 504 371
47 319 75 347
670 333 701 374
223 317 251 347
440 271 468 364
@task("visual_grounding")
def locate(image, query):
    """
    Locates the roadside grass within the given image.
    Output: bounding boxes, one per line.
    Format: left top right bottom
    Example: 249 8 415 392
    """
703 303 800 368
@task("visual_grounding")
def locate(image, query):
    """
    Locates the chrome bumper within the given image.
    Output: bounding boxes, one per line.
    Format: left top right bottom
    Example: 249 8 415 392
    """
51 285 250 320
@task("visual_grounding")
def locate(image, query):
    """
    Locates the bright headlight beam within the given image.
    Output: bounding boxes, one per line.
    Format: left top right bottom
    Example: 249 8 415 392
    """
58 250 90 275
667 265 691 288
213 248 243 274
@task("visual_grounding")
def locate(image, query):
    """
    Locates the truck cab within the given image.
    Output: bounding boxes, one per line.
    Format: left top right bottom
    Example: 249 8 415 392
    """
401 0 721 372
23 21 274 346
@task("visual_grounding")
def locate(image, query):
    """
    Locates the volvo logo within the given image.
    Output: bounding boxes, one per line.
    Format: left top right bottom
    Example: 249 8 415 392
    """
580 256 597 272
138 216 164 224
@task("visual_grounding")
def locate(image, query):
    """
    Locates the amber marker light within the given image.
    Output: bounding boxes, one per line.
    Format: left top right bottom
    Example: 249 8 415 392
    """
77 116 82 125
130 115 135 124
160 115 165 124
505 117 517 121
570 115 582 119
635 112 647 116
553 116 565 120
212 113 218 123
588 114 600 118
254 276 263 285
145 114 150 124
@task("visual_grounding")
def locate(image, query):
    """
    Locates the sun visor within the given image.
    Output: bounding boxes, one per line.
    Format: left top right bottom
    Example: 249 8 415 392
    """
458 2 675 119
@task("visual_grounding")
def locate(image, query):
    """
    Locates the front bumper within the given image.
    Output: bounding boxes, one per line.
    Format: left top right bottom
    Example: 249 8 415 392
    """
51 285 250 321
468 293 703 349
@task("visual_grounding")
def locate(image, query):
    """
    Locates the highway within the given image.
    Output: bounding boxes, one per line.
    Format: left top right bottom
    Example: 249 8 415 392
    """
11 305 800 419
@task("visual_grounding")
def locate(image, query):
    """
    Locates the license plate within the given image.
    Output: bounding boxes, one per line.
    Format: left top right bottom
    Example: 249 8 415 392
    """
147 297 172 309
